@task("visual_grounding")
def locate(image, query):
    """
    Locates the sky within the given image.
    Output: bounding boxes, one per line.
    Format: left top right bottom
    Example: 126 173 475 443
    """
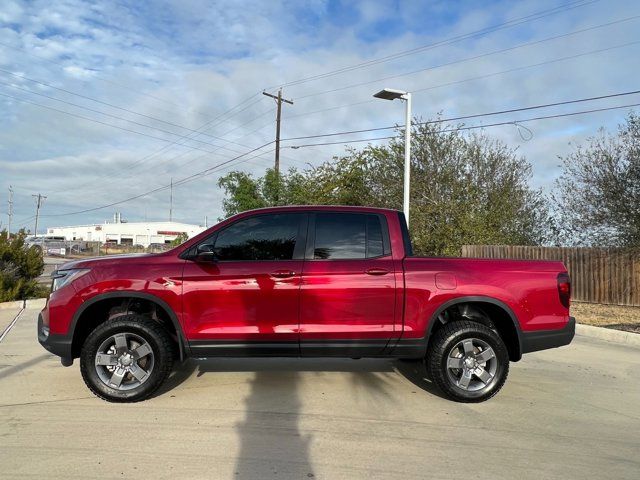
1 0 639 232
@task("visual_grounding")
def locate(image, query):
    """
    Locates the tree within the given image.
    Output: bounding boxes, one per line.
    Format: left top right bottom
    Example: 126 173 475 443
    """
218 118 551 256
170 232 189 247
554 113 640 248
217 171 267 217
366 121 550 255
0 230 45 301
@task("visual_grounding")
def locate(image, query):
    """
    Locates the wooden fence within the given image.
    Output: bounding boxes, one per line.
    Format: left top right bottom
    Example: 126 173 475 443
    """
461 245 640 307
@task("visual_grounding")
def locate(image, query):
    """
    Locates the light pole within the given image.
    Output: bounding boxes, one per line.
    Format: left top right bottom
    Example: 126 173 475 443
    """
373 88 412 228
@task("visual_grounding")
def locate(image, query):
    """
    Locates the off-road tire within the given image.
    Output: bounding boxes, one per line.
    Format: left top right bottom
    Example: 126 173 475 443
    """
80 315 175 402
427 320 509 402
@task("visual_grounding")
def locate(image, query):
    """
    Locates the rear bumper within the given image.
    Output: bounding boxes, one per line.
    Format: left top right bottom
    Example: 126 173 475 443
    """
38 313 73 365
521 316 576 354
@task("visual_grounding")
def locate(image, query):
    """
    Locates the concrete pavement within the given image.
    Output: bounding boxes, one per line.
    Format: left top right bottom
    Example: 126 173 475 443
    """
0 303 23 336
1 304 639 480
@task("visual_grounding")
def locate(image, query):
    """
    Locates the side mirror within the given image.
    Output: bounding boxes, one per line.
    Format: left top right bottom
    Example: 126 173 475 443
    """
194 251 218 263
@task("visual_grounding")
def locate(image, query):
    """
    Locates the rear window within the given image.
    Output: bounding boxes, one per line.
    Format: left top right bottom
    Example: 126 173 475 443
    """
313 213 388 260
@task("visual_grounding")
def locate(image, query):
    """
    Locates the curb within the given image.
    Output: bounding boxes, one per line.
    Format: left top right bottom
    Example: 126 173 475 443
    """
576 323 640 347
24 298 47 309
0 298 47 310
0 301 23 310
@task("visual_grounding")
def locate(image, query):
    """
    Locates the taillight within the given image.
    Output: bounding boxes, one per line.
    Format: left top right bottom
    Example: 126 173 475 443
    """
557 272 571 309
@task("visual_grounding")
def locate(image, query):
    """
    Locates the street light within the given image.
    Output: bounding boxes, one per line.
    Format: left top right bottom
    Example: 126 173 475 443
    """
373 88 412 228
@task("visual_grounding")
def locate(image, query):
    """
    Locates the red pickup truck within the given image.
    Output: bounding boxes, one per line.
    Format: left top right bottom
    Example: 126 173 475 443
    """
38 206 574 402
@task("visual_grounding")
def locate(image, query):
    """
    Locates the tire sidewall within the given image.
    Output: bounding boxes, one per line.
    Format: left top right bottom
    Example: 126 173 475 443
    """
430 322 509 402
80 317 171 402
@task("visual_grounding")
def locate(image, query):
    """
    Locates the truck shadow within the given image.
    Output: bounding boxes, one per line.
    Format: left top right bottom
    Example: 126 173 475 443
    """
0 354 50 381
154 358 447 478
233 370 313 478
154 357 447 400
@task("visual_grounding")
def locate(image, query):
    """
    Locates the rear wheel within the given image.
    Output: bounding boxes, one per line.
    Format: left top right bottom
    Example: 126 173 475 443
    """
427 320 509 402
80 315 175 402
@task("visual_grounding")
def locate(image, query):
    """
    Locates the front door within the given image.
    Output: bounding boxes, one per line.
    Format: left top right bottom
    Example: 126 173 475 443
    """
182 212 307 356
299 212 397 356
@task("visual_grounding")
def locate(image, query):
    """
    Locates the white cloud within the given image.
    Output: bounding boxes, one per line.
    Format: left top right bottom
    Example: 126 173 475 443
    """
0 1 24 24
0 0 639 232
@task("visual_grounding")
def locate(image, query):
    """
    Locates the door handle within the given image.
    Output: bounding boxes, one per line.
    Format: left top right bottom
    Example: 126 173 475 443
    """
365 268 389 276
270 270 296 278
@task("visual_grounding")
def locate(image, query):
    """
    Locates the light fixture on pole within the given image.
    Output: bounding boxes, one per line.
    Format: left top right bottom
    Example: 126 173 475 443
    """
373 88 412 228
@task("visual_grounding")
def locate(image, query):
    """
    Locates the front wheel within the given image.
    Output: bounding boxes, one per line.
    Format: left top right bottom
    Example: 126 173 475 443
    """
427 320 509 402
80 315 175 402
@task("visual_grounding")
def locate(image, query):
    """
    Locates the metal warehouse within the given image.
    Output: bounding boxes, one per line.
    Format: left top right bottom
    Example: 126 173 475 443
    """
46 214 206 247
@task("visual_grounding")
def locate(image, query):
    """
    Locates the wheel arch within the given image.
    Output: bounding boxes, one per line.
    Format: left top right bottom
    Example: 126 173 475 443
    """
427 296 523 361
70 291 188 361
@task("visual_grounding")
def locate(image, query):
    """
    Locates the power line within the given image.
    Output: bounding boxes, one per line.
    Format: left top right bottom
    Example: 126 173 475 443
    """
0 70 268 185
0 89 277 206
411 41 640 95
55 102 276 197
147 109 304 180
0 91 271 163
295 14 640 100
0 81 263 155
281 88 640 141
0 68 265 148
0 91 213 146
283 40 640 122
286 101 640 149
40 141 276 218
0 41 189 111
12 214 36 229
79 101 284 196
270 0 599 89
36 97 640 219
146 109 280 178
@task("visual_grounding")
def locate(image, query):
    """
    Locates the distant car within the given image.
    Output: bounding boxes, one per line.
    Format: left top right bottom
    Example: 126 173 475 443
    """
38 206 575 403
25 236 85 255
147 243 171 252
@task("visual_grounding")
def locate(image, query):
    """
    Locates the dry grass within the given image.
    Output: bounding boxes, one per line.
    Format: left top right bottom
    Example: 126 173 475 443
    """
571 302 640 334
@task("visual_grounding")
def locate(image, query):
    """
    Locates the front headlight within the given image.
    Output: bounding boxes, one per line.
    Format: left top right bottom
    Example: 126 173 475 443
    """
51 269 90 292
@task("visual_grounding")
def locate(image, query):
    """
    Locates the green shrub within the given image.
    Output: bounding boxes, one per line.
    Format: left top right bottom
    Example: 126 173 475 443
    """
0 230 45 301
170 232 189 247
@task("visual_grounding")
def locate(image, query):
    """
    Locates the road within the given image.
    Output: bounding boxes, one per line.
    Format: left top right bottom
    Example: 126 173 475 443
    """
37 256 68 286
1 303 639 480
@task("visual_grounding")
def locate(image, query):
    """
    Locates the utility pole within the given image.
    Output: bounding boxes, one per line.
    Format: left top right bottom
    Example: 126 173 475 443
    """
262 89 293 175
32 193 46 237
169 177 173 222
7 186 13 235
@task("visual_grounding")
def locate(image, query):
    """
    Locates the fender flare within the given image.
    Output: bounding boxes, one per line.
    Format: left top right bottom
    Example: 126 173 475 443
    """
70 291 189 360
426 295 523 361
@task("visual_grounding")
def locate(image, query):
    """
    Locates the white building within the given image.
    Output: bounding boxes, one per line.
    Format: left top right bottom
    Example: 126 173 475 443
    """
47 214 206 247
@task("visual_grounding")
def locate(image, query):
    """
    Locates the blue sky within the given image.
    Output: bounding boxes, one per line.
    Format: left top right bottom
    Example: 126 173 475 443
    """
1 0 639 231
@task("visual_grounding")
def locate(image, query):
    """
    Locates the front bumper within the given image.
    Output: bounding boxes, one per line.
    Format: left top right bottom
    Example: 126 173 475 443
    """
521 316 576 354
38 313 74 366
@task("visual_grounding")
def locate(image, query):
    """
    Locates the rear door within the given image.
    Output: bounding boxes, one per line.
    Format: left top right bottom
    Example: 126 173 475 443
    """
299 212 397 356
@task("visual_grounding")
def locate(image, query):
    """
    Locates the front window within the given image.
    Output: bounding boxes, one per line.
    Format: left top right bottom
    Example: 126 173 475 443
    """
199 213 302 261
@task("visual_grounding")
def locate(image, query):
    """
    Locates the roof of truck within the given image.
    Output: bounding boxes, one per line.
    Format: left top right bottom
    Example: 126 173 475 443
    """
238 205 401 215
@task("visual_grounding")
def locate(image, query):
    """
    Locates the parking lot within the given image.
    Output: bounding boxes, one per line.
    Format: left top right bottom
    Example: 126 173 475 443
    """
1 301 639 480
